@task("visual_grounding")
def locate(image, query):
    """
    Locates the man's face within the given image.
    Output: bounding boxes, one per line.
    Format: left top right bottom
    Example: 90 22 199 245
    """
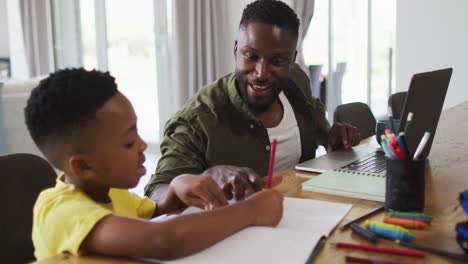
85 92 147 189
234 22 297 114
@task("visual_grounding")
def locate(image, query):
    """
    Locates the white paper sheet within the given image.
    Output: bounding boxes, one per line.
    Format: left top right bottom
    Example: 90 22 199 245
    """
147 197 351 264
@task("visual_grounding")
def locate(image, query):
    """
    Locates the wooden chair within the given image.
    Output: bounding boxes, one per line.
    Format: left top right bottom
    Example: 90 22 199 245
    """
333 102 377 139
0 153 56 263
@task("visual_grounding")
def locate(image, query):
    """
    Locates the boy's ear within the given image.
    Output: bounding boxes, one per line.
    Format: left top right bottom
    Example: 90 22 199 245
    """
68 154 95 179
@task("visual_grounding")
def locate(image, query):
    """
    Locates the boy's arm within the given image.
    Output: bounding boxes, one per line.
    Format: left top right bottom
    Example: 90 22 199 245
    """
81 189 283 260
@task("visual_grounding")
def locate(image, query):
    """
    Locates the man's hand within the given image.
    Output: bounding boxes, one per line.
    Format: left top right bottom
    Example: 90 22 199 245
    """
203 165 282 201
326 122 361 152
169 174 228 210
244 189 284 227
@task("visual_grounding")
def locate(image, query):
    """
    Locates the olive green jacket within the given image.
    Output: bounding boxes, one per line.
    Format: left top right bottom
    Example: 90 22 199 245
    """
144 64 325 197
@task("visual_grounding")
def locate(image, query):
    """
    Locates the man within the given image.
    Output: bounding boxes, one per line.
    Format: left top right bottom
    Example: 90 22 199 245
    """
145 0 360 202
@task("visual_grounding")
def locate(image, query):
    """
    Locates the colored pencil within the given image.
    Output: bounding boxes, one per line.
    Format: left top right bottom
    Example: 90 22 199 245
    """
332 242 424 258
396 240 468 261
346 255 400 264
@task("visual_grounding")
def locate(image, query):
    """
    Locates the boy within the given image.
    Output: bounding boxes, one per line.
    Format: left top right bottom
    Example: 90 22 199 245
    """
25 68 283 261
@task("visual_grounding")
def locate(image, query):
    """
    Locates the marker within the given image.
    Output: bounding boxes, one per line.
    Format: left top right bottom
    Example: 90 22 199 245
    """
404 112 413 136
367 225 414 242
364 220 414 237
341 205 385 230
331 242 424 258
389 135 406 160
380 135 394 158
388 211 432 220
305 238 325 263
397 133 410 159
413 132 431 160
265 139 277 188
383 216 428 229
391 215 432 225
350 223 379 244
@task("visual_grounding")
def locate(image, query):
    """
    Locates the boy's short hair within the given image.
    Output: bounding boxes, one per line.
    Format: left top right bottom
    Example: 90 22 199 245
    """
24 68 117 168
239 0 300 38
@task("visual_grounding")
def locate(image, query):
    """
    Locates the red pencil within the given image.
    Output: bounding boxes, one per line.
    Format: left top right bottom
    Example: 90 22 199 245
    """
333 242 424 258
265 139 277 189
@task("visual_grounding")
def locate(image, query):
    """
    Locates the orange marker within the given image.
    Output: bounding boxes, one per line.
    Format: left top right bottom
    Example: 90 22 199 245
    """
384 216 428 229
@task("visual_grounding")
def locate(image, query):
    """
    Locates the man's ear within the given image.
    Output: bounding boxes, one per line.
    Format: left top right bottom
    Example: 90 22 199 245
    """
68 154 94 179
291 50 298 66
234 41 238 59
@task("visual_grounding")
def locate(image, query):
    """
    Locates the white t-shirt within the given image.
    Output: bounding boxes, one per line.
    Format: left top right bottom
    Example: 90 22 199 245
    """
267 92 302 171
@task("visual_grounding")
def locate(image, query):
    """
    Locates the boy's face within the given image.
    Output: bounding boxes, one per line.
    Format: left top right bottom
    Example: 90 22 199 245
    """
84 91 147 189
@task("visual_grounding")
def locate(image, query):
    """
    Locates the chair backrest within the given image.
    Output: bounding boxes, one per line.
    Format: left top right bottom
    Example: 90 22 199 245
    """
388 91 408 119
0 153 56 263
333 102 377 139
307 65 323 99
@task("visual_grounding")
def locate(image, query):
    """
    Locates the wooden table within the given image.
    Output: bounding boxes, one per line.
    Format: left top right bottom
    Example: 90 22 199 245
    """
35 102 468 263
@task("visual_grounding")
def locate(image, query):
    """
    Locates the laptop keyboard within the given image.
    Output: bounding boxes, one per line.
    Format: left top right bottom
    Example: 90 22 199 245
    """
340 150 386 175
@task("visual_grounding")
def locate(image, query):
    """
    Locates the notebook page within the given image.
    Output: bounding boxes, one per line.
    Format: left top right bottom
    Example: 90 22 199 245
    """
146 197 351 264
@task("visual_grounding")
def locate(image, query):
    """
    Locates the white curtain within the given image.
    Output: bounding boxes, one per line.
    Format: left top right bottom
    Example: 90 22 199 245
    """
291 0 315 73
18 0 53 77
168 0 232 110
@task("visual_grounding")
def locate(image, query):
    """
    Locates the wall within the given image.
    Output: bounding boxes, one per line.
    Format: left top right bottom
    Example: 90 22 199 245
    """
0 0 10 57
396 0 468 109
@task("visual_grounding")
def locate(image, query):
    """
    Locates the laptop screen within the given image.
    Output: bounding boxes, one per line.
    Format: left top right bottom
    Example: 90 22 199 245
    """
397 68 453 157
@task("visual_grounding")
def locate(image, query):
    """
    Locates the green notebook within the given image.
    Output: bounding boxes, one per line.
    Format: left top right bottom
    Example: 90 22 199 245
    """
301 169 386 202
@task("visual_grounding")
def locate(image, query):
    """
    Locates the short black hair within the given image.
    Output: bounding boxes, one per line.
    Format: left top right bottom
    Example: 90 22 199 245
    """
239 0 300 38
24 68 117 167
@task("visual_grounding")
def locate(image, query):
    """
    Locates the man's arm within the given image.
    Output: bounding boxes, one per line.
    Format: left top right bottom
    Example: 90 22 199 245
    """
81 189 283 260
145 115 208 199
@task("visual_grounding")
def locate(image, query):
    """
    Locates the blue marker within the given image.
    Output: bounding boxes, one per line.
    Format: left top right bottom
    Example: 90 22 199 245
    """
397 133 410 159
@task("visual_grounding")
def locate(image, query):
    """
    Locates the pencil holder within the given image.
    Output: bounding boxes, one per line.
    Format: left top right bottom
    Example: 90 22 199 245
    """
385 157 426 212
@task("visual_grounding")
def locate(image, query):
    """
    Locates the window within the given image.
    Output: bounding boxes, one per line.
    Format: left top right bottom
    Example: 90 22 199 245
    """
302 0 396 119
51 0 169 149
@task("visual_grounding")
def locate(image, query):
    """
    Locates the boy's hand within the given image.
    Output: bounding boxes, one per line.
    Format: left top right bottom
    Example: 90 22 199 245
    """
170 174 228 210
244 189 283 227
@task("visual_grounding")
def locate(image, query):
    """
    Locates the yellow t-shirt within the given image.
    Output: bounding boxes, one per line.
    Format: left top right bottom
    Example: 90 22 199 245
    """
32 176 156 261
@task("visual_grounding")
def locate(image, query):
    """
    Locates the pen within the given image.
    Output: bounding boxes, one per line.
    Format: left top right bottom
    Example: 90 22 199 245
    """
350 223 379 243
413 132 430 160
265 139 277 188
403 112 413 136
332 242 424 257
346 255 400 264
341 205 385 230
396 240 468 262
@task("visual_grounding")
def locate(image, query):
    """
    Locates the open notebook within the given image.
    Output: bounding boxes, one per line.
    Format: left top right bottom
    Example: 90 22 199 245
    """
145 197 351 264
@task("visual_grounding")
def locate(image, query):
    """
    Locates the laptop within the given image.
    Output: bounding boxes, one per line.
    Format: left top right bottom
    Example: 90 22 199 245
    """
297 68 453 201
